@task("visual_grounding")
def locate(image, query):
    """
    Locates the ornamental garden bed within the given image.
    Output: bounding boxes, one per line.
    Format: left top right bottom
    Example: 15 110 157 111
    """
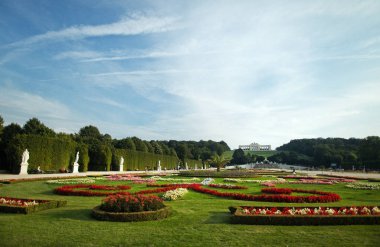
54 184 132 196
91 194 171 222
229 206 380 225
0 196 67 214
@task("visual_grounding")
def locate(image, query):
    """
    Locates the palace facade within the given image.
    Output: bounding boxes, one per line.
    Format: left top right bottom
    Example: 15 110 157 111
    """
238 142 271 151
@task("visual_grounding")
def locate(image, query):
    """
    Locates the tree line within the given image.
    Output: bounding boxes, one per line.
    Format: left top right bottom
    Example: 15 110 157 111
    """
0 116 230 172
269 137 380 170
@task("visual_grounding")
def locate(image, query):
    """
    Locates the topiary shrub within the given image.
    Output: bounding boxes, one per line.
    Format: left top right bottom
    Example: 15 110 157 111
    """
92 194 170 222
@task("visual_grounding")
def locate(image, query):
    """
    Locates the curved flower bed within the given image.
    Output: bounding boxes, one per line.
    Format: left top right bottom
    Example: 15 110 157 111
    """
229 206 380 225
345 183 379 190
92 194 170 222
144 184 341 203
54 184 131 196
0 196 66 214
208 184 248 189
191 186 341 203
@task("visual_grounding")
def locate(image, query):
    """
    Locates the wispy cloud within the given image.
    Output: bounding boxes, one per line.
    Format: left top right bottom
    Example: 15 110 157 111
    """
5 14 180 48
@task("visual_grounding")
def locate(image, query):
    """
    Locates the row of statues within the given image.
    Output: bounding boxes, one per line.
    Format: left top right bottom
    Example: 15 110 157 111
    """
19 149 192 174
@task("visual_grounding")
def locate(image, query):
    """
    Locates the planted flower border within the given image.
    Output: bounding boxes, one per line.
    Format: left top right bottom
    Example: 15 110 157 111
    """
92 194 171 222
92 205 171 222
54 184 131 196
229 206 380 225
0 196 66 214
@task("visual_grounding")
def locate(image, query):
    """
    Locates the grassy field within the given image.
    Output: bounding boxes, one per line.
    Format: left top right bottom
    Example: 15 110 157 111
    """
223 150 278 159
0 177 379 246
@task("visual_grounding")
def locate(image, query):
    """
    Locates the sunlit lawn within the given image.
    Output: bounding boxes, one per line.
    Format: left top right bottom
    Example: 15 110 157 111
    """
0 177 379 247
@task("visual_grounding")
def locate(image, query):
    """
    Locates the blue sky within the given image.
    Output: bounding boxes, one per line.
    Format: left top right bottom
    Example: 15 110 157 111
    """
1 0 379 149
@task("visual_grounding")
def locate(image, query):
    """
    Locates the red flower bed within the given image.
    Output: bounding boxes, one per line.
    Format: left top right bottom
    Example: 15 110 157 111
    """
261 188 292 194
54 184 131 196
100 194 165 213
190 185 341 203
209 184 248 189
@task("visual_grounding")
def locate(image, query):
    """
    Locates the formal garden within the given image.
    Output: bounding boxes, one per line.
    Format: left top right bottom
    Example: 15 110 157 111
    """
0 171 379 246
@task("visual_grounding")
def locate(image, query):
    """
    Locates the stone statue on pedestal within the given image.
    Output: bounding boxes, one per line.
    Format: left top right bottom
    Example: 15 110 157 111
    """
119 156 124 172
19 149 30 175
73 152 80 173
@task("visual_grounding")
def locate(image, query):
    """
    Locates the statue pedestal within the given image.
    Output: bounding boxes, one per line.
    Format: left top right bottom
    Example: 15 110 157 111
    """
119 165 123 172
19 163 29 175
73 163 79 173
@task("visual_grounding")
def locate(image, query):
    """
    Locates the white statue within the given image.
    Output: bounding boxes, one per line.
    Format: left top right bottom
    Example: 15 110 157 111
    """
157 160 162 172
19 149 30 175
119 156 124 172
72 152 79 173
21 149 29 164
185 162 188 170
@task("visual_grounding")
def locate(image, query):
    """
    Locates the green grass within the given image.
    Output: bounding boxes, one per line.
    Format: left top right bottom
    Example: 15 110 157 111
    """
0 177 379 246
223 150 278 159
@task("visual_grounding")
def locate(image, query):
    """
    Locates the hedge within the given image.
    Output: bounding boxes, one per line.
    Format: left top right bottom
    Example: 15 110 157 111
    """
91 205 171 222
5 134 88 174
0 198 67 214
229 206 380 225
113 149 179 171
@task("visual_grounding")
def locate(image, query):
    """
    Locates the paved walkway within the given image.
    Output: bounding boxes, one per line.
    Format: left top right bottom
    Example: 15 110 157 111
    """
0 169 379 181
0 170 179 181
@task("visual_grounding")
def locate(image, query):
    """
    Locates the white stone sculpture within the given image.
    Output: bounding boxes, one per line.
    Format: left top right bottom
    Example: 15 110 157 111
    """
73 151 80 173
19 149 29 175
119 156 124 172
195 164 198 170
157 160 162 172
185 162 188 170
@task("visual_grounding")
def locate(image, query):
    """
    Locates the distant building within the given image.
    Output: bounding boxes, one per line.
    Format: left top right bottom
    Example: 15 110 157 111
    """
238 142 271 151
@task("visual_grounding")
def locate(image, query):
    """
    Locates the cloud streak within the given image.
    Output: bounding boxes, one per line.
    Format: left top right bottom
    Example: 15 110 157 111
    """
5 14 180 48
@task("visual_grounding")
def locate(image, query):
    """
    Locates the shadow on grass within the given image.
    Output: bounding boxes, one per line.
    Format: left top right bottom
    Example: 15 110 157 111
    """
49 208 95 222
203 211 232 224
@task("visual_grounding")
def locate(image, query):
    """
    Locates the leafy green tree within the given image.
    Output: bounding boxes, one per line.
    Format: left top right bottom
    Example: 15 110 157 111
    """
208 154 230 172
231 148 247 164
150 141 163 155
132 137 148 152
23 118 55 136
78 125 101 139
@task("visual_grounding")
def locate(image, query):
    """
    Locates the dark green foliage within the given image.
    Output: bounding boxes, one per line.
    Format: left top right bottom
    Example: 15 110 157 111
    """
113 149 181 170
92 205 171 222
132 137 148 152
275 137 380 169
113 138 136 150
23 118 55 137
76 143 89 172
88 144 112 171
5 134 77 173
231 149 247 164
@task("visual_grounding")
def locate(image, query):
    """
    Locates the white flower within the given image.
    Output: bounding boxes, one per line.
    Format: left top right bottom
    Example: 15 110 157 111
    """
162 188 188 201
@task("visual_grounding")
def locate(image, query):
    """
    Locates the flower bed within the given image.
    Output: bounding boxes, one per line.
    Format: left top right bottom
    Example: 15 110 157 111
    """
229 206 380 225
54 184 131 196
105 174 155 184
92 194 170 222
191 186 341 203
162 188 188 201
146 184 341 203
149 176 200 182
209 184 248 189
46 178 98 184
0 196 66 214
345 183 379 190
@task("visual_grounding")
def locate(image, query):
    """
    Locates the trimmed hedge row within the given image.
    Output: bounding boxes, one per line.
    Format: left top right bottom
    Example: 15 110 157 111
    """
91 205 171 222
5 134 89 173
229 206 380 225
113 149 199 171
0 198 67 214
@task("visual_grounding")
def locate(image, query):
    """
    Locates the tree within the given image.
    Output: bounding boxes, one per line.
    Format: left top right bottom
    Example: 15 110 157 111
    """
208 154 230 172
23 118 55 136
78 125 101 139
150 141 163 155
231 148 247 164
132 137 148 152
0 115 3 138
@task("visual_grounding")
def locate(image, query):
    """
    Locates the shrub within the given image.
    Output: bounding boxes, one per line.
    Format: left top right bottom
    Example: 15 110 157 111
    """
0 196 66 214
162 188 188 201
100 194 165 213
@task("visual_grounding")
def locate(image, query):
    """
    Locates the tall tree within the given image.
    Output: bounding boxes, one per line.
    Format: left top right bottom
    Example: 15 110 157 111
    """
23 118 55 136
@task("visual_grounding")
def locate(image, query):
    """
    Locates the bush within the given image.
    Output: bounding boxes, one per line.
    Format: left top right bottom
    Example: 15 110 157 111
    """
92 205 171 222
100 194 165 213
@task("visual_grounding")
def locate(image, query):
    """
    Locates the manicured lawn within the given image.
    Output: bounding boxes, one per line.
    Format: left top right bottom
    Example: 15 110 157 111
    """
0 177 379 246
